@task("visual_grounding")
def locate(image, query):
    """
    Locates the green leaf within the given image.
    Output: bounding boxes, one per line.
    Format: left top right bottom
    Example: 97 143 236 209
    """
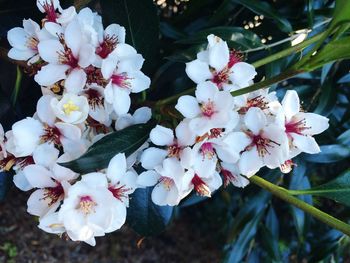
231 0 292 33
100 0 159 74
337 129 350 146
0 171 11 201
289 170 350 207
176 26 262 50
61 122 155 173
329 0 350 30
126 187 173 236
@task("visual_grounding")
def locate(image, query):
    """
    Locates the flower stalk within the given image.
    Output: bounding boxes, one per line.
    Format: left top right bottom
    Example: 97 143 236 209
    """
249 175 350 237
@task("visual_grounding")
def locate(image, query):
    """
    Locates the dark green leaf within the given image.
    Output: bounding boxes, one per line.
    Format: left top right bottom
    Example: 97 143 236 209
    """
176 26 262 50
304 144 350 163
61 122 155 173
100 0 159 74
337 129 350 146
329 0 350 30
160 22 186 40
292 170 350 207
231 0 292 32
126 187 173 236
0 171 11 201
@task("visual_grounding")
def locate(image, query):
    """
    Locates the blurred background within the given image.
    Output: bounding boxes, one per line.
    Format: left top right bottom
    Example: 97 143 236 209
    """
1 0 350 262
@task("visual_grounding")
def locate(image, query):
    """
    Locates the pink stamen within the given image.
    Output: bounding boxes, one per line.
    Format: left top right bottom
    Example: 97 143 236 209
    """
285 118 310 136
109 185 130 202
191 175 211 197
111 73 131 89
167 143 182 158
200 142 215 159
84 89 104 109
41 1 58 23
201 100 216 118
245 132 280 157
96 35 118 59
42 183 64 206
41 125 62 145
221 169 237 187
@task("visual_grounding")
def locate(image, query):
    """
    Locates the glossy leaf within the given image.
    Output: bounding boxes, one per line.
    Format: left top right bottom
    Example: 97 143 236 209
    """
304 144 350 163
61 122 155 173
0 171 11 201
231 0 292 32
337 129 350 146
100 0 159 74
126 187 173 236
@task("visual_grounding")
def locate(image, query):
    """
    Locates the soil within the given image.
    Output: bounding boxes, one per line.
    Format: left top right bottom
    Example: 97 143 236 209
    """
0 187 222 263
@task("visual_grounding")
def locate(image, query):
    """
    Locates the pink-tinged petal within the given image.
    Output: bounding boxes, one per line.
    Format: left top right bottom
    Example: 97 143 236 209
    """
297 112 329 135
128 71 151 93
221 162 249 188
34 64 69 86
175 95 201 118
195 81 218 103
64 20 82 57
185 59 212 84
38 39 63 63
112 87 131 115
107 153 127 184
105 24 126 43
37 95 56 125
150 125 174 146
65 69 87 94
229 62 257 88
244 107 267 135
55 122 81 140
78 43 95 68
23 165 56 188
207 35 229 72
8 48 36 61
239 147 263 177
291 133 320 154
282 90 300 121
137 170 160 187
7 27 27 50
140 147 168 170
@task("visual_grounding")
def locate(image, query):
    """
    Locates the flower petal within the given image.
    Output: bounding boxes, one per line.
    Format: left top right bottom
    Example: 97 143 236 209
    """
65 68 87 94
244 107 266 134
150 125 174 146
140 147 168 170
107 153 127 184
34 64 69 87
291 133 320 154
185 59 212 84
175 95 201 118
282 90 300 121
137 170 160 187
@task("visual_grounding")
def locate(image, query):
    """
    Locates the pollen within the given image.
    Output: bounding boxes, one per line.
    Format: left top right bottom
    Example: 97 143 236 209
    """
63 100 80 115
78 196 97 215
200 100 215 118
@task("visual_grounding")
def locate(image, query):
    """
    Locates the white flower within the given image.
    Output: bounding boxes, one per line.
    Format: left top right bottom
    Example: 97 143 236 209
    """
101 46 150 115
220 162 249 188
185 34 256 91
58 172 126 246
140 124 195 170
5 118 44 157
105 153 138 207
76 8 103 48
238 107 289 177
7 19 45 64
0 124 6 158
115 107 152 131
175 81 237 136
51 93 89 124
281 90 329 157
35 20 95 93
24 151 78 217
37 0 76 25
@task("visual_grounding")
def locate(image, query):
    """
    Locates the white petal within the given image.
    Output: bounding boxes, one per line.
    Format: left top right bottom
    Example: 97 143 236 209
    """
13 171 33 191
7 27 27 50
150 125 174 146
140 147 168 170
34 64 69 87
133 107 152 124
291 134 320 154
105 24 125 43
175 120 196 146
208 36 229 72
37 95 56 125
55 122 81 140
239 148 263 177
101 56 117 79
195 81 218 103
78 43 95 68
244 107 267 134
128 71 151 93
298 112 329 135
175 96 201 118
38 212 65 234
27 189 59 217
33 142 59 168
282 90 300 121
37 39 63 63
137 170 160 187
185 59 212 84
107 153 127 184
23 165 56 188
112 88 131 115
65 69 87 94
229 62 257 88
64 20 82 57
8 48 35 61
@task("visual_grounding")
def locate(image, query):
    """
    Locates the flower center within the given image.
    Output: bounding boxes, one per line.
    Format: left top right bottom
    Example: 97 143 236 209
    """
238 95 268 114
159 177 174 190
42 183 64 206
85 66 107 86
200 142 215 159
84 89 104 109
41 1 58 23
108 184 130 202
167 143 181 158
200 100 216 118
191 174 211 197
0 154 16 171
285 118 310 136
16 156 35 169
41 125 62 145
63 100 80 115
96 35 118 59
57 35 79 68
111 73 131 89
26 37 39 52
78 195 97 215
246 132 280 157
280 159 295 174
221 169 237 187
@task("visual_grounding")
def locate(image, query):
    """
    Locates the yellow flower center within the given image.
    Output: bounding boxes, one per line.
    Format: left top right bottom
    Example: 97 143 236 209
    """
63 100 80 115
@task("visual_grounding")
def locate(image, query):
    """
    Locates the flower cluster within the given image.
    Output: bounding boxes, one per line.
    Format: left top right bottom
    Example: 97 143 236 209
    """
138 34 329 206
1 0 151 246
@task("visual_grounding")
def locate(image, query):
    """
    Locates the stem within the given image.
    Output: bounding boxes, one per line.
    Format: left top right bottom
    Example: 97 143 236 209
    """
11 66 22 105
231 69 300 97
249 175 350 236
287 189 346 195
251 32 325 69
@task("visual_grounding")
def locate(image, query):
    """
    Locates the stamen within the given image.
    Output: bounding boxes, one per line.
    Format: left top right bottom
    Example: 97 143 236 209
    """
42 183 64 206
167 143 181 158
285 118 310 136
78 196 97 215
245 132 280 157
200 142 215 159
96 35 118 59
159 177 174 190
57 35 79 68
41 125 61 145
63 100 80 115
109 184 130 202
111 73 131 89
84 89 104 109
221 169 237 187
238 95 268 114
200 100 216 118
191 175 211 197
